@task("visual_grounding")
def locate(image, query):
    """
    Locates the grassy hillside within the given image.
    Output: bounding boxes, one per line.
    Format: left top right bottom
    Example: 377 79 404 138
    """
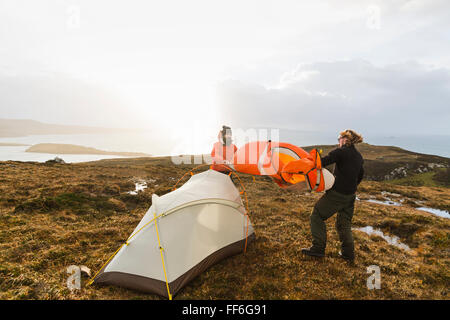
0 151 448 300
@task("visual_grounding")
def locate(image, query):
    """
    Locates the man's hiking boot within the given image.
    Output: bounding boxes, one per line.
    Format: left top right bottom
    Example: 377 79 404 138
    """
338 251 355 263
301 247 325 258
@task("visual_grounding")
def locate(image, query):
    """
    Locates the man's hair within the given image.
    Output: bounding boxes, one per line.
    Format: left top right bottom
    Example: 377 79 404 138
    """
339 129 363 146
222 125 231 135
221 125 232 145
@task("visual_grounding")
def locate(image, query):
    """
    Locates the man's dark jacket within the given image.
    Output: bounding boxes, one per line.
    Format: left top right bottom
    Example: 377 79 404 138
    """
321 144 364 195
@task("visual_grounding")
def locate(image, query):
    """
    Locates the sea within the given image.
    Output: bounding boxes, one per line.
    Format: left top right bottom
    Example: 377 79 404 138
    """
0 131 448 163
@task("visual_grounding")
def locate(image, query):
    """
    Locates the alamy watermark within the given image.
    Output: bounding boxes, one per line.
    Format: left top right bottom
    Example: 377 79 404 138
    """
366 5 381 30
170 127 280 166
66 265 91 291
66 5 81 30
366 265 381 290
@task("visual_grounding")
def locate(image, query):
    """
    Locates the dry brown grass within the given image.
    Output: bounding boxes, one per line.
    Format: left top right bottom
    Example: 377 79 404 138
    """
0 157 448 300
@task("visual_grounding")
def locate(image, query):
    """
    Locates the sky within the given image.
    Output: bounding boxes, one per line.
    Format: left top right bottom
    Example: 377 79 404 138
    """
1 0 450 144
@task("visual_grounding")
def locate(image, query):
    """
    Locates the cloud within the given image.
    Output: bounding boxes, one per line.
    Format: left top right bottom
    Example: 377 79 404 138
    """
216 60 450 135
2 0 450 138
0 71 133 128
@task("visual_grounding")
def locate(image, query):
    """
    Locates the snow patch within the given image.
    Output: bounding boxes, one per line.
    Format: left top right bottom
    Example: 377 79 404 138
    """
357 193 448 219
415 207 449 219
127 180 148 195
365 199 402 206
354 226 410 251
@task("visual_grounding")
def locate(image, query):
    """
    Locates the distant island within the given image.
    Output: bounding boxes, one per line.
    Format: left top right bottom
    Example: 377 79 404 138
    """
26 143 151 157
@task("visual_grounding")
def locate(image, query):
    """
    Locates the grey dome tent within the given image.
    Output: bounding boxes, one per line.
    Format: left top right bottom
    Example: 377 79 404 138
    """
91 169 255 298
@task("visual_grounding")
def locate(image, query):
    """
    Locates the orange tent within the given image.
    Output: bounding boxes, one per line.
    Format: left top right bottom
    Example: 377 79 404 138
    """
232 141 334 192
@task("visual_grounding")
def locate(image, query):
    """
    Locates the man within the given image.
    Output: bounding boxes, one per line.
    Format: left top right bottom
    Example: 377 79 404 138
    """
210 125 237 174
302 129 364 262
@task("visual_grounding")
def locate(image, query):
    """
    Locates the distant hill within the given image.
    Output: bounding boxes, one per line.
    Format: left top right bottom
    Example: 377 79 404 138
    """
0 119 135 137
0 142 30 146
303 143 450 182
26 143 151 157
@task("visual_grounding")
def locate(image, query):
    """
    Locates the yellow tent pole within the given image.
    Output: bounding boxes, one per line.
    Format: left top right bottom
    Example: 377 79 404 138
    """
154 212 172 300
87 243 125 286
87 213 163 286
126 213 163 244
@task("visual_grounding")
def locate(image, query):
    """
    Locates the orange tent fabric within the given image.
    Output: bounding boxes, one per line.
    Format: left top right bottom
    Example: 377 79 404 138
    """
232 141 327 191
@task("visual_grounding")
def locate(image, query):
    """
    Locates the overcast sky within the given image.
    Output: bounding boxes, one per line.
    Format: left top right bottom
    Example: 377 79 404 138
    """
1 0 450 138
